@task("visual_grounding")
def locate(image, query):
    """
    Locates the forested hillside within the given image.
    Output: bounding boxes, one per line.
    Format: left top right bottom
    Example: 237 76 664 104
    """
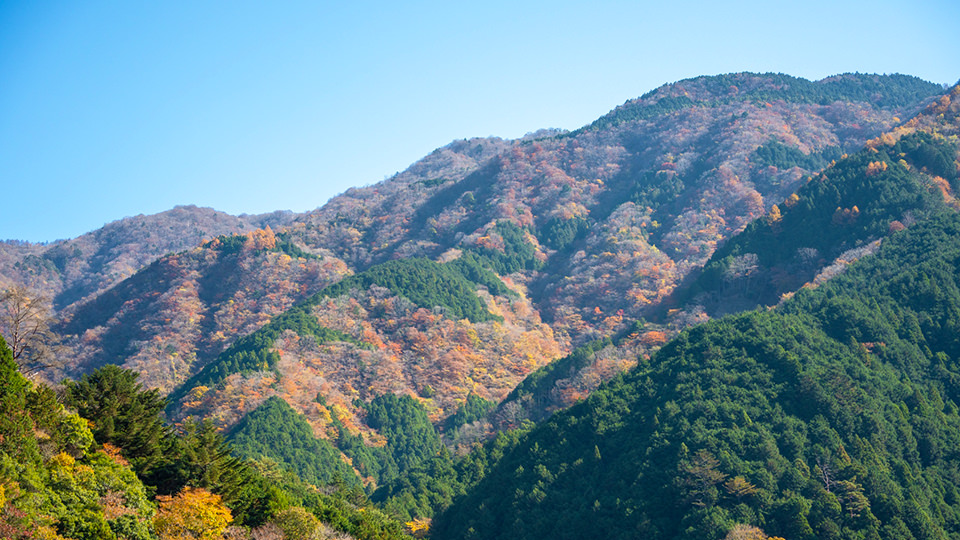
289 73 942 342
55 226 351 392
167 254 562 453
360 81 960 539
431 206 960 540
0 343 414 539
13 74 938 410
32 73 938 458
0 72 955 539
684 83 960 315
0 206 293 313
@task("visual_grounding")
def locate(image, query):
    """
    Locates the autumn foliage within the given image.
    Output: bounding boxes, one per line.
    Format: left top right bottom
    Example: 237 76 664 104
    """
865 160 888 176
154 487 233 540
0 72 954 540
640 330 669 346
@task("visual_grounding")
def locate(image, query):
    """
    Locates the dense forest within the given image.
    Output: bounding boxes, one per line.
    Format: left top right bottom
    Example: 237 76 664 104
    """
1 73 957 539
688 129 959 314
431 211 960 540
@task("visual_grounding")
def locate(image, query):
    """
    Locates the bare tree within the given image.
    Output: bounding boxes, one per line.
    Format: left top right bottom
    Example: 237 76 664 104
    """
815 456 835 493
0 285 60 374
724 253 760 295
725 253 759 280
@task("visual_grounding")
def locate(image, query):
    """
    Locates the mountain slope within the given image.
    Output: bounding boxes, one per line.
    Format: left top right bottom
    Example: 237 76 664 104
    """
290 73 943 343
682 82 960 316
424 86 960 539
27 74 942 399
4 72 948 502
168 255 562 440
0 205 293 314
0 72 953 539
55 227 350 392
432 208 960 540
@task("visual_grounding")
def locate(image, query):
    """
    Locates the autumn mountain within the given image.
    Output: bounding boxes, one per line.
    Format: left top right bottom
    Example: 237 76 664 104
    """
4 72 951 493
286 73 943 341
54 227 351 392
0 205 294 314
428 84 960 540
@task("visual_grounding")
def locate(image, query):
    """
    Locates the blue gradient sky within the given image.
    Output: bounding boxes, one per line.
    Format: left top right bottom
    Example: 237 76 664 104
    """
1 1 957 242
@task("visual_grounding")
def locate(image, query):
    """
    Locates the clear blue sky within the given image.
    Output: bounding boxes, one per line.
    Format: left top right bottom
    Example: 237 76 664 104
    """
1 1 957 242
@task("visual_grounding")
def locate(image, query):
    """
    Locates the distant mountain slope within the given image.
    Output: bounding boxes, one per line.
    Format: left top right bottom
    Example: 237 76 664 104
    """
289 73 943 343
55 227 349 392
10 71 940 427
4 74 948 500
368 86 960 530
432 208 960 540
168 255 562 440
1 72 955 538
0 205 294 313
680 82 960 316
583 72 943 132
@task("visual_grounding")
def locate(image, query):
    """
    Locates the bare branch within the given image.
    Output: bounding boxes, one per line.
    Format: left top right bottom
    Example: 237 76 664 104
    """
0 285 62 374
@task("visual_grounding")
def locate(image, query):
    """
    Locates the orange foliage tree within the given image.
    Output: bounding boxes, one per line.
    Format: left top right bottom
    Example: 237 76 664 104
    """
865 160 888 176
246 226 277 251
640 331 669 346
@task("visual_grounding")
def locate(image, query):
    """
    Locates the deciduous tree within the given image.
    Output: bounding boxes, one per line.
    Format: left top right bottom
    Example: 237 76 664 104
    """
682 450 727 507
724 475 759 502
0 286 59 374
154 487 232 540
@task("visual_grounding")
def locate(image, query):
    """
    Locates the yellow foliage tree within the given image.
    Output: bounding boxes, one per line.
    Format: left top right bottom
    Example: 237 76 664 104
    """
406 517 431 538
724 475 759 502
154 487 232 540
767 204 782 224
866 161 888 176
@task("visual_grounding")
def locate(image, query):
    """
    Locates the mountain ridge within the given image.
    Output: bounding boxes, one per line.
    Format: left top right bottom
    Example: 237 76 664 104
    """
0 205 296 313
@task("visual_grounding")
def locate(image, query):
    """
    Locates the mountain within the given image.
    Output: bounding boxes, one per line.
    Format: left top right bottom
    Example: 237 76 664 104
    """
1 71 957 539
479 78 959 428
287 72 943 344
431 210 960 540
683 83 960 316
0 205 294 314
166 255 562 447
425 85 960 540
4 72 952 496
287 73 949 429
54 226 350 392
